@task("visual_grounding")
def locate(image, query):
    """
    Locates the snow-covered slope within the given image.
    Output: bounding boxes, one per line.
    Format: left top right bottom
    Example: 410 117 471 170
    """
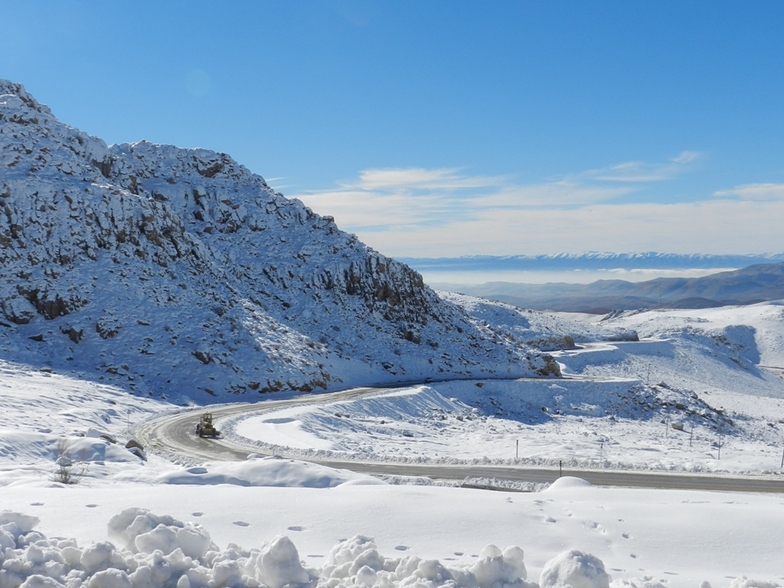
0 80 551 403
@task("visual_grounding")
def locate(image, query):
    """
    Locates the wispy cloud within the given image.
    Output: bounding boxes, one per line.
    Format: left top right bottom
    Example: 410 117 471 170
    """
355 199 784 258
291 152 736 257
582 151 703 183
354 168 503 191
713 183 784 201
482 182 632 208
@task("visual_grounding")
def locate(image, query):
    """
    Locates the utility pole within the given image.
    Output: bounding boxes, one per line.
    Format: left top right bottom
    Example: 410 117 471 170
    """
515 439 519 460
717 431 723 460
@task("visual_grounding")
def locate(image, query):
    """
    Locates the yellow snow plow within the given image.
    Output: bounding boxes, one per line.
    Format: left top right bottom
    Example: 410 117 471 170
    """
195 412 220 438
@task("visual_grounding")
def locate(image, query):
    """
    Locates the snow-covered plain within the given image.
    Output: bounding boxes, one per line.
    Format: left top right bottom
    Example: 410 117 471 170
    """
3 301 784 586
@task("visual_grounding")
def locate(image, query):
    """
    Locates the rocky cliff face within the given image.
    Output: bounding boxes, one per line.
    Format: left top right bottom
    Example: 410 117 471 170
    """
0 80 552 403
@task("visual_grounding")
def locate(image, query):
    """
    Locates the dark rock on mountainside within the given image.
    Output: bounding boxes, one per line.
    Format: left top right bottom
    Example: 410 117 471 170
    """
0 80 551 402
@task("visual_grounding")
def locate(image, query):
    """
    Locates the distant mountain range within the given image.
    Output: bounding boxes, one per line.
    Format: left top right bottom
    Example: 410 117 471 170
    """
432 263 784 313
401 252 784 273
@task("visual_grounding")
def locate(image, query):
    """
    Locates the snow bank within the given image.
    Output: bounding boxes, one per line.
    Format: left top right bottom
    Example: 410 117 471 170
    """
156 456 384 488
0 509 775 588
539 550 610 588
0 509 537 588
544 476 592 491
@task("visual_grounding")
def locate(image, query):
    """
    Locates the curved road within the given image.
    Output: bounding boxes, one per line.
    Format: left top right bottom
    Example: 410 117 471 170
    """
136 385 784 494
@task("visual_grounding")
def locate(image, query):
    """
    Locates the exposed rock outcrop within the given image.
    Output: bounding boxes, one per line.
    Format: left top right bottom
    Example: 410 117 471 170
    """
0 80 552 402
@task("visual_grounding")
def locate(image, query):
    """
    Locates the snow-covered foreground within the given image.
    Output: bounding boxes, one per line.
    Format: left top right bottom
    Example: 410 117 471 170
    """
4 301 784 586
1 367 783 587
2 478 784 588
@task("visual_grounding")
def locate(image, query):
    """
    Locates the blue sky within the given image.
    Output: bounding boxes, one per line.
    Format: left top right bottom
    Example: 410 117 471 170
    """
2 1 784 258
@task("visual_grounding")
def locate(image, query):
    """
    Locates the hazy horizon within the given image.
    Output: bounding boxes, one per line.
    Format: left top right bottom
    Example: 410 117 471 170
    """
423 267 732 287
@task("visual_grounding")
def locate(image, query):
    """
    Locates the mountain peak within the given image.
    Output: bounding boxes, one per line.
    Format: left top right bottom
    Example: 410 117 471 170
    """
0 81 551 402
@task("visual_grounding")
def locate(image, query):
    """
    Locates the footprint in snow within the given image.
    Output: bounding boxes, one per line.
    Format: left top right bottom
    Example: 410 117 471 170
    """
545 516 556 523
584 520 605 533
394 546 409 551
622 532 630 539
287 526 305 532
233 521 250 527
85 504 98 508
30 502 44 506
192 512 203 517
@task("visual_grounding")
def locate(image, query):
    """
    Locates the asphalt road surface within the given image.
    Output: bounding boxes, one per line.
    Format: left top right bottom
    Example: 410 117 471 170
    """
136 386 784 494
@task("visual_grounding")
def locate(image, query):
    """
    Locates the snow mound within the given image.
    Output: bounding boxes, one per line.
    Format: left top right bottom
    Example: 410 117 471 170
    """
727 578 780 588
156 456 384 488
539 550 610 588
0 509 775 588
0 510 539 588
320 535 537 588
545 477 592 491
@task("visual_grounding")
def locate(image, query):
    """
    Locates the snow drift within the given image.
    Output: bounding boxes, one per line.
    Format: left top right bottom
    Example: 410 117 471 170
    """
0 509 776 588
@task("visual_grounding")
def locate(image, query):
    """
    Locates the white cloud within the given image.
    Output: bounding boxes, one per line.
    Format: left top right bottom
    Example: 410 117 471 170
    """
354 168 503 191
296 188 447 229
671 150 701 164
295 166 635 231
355 199 784 257
713 183 784 201
291 152 773 258
482 182 632 208
583 151 703 183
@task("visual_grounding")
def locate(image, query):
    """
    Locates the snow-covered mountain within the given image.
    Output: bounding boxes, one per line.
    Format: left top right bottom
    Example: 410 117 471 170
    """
0 80 552 403
403 252 784 273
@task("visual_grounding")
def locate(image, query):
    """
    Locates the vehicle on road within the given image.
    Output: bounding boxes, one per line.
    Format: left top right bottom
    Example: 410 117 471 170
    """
195 412 220 438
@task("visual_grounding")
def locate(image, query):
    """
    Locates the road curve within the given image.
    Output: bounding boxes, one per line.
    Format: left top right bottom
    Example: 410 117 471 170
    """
136 386 784 494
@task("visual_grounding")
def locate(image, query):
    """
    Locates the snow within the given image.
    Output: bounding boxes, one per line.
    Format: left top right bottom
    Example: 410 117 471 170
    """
1 482 783 587
2 80 784 586
539 550 611 588
222 374 784 474
2 297 784 585
0 80 552 406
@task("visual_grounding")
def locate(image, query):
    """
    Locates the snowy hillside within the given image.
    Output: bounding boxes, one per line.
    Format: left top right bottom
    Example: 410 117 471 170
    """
0 80 551 403
2 306 784 585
